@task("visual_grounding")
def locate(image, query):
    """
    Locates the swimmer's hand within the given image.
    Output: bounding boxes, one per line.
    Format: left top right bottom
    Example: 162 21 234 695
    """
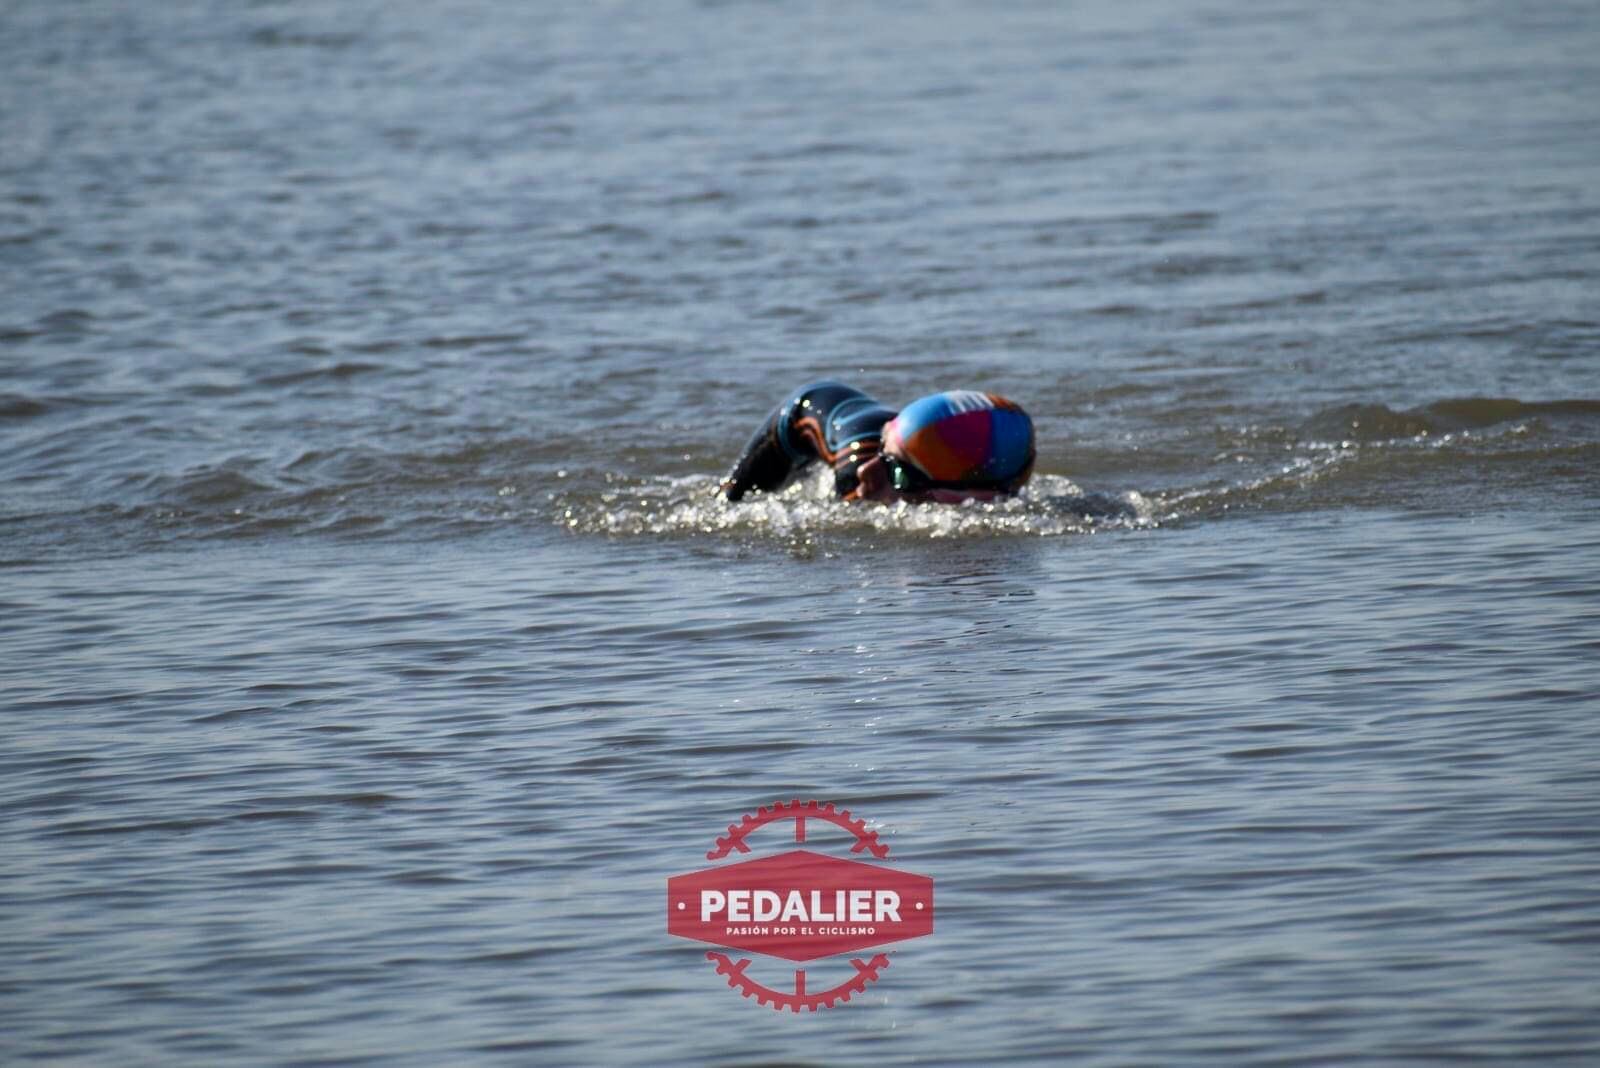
848 455 896 503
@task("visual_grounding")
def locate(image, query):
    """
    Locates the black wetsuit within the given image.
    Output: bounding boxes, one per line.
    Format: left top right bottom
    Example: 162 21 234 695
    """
722 381 897 501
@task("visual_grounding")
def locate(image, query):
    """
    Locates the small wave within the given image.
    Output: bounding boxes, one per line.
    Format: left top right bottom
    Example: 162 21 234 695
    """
749 141 886 162
421 333 526 350
10 308 96 341
248 26 360 50
1299 397 1600 444
1199 396 1600 516
258 362 385 387
1300 403 1436 443
148 468 275 508
0 393 52 418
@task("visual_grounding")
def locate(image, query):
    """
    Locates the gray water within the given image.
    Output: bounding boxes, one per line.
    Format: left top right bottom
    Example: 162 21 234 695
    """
4 1 1599 1064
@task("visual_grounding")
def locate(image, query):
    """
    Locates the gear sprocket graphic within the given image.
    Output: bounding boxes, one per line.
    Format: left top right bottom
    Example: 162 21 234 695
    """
706 798 888 860
707 950 890 1012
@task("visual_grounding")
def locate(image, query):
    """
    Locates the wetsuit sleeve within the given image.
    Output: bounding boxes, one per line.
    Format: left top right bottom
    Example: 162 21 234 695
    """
721 407 809 501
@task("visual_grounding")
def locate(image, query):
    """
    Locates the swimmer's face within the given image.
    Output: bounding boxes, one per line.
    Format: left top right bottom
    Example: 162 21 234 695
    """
852 456 1008 505
850 456 896 502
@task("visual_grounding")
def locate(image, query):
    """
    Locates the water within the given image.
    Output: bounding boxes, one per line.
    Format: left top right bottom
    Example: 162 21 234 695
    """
3 0 1599 1063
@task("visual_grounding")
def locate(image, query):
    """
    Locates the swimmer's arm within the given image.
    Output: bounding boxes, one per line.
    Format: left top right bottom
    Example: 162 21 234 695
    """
722 408 809 501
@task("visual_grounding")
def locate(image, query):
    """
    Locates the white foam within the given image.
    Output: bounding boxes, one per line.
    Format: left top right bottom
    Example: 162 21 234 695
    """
554 471 1157 541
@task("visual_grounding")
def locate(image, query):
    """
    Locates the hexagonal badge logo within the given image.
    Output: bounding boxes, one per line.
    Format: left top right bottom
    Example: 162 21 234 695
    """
666 800 934 1011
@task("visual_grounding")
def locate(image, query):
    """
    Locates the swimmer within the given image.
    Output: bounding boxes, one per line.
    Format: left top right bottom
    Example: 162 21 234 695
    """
722 381 1035 503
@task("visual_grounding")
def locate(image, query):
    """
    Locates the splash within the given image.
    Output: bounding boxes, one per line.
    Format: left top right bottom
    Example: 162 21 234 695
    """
552 470 1156 541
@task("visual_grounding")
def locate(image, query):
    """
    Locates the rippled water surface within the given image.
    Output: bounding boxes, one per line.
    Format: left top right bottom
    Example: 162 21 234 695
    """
4 0 1599 1064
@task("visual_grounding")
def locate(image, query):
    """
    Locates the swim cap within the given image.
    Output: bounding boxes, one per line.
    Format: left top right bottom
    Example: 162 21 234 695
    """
881 391 1035 492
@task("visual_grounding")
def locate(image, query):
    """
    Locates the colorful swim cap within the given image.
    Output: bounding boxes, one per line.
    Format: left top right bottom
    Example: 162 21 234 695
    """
881 391 1035 492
